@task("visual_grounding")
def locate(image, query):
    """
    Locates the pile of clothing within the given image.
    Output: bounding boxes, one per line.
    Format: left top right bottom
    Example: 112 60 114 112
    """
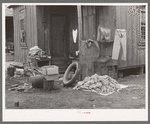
28 46 49 60
73 74 121 96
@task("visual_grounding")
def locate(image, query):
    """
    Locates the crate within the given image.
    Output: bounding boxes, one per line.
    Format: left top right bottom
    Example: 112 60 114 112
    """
93 60 117 79
41 65 59 76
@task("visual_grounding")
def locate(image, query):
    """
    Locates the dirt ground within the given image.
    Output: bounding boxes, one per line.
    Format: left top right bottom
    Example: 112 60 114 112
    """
5 73 146 109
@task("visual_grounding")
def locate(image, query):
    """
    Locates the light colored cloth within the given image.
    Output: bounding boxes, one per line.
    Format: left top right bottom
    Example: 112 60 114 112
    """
97 26 111 42
73 74 119 96
72 29 77 43
112 29 127 61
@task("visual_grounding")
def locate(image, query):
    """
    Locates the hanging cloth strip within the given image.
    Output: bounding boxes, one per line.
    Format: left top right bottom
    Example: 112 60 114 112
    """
112 29 127 61
97 26 111 42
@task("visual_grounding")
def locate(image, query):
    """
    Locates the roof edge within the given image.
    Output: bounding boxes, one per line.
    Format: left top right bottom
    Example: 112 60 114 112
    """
7 5 19 9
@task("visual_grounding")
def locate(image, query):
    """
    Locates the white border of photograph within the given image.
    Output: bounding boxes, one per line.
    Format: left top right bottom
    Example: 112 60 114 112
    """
2 3 148 121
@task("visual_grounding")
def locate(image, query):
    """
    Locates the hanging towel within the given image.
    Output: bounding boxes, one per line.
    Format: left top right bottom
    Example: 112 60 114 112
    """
72 29 78 43
97 26 111 42
112 29 127 61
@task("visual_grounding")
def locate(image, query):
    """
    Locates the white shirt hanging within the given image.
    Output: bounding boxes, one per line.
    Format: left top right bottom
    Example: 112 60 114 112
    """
72 29 77 43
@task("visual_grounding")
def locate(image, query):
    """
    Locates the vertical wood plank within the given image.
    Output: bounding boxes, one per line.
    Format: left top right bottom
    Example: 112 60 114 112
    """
139 48 145 65
132 11 138 66
92 6 95 15
116 6 121 28
88 6 92 15
26 6 29 52
118 6 127 68
83 16 88 39
88 15 93 39
31 6 34 48
44 7 49 54
109 6 117 40
37 6 45 51
127 6 133 66
104 6 109 28
136 9 141 65
13 7 17 61
77 5 82 58
18 6 20 62
83 6 87 17
33 5 38 46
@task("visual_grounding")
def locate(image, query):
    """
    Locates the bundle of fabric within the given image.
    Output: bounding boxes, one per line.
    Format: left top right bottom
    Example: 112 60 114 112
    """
73 74 121 96
97 26 111 42
28 46 43 58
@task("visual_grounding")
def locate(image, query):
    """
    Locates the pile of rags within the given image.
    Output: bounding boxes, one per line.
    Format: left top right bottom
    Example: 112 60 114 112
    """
28 46 46 59
73 74 121 96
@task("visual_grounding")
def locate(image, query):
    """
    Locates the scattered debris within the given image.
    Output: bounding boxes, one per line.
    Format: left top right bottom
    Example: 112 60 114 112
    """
131 75 140 78
73 74 131 96
132 97 138 99
59 77 63 81
8 82 32 92
10 84 19 88
14 101 19 107
10 62 24 69
117 84 129 92
73 74 120 96
118 78 127 82
7 66 15 77
28 46 51 61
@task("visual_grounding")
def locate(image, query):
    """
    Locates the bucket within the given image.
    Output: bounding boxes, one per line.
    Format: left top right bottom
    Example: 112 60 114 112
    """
43 78 54 91
7 66 16 77
29 75 44 88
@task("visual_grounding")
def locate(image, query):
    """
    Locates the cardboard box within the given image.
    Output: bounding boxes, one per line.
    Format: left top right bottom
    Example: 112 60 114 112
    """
41 65 59 76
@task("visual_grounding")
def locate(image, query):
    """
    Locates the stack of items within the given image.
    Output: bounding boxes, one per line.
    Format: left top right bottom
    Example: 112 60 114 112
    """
28 46 48 60
73 74 120 96
14 68 24 78
27 46 51 67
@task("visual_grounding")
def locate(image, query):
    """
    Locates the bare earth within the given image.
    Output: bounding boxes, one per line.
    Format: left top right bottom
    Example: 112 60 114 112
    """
5 73 145 109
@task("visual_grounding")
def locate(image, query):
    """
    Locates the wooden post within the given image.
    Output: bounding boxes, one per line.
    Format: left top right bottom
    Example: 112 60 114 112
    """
77 5 82 58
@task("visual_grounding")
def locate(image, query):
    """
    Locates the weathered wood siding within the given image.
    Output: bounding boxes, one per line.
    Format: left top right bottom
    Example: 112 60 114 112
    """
80 6 117 79
68 6 78 57
36 6 78 57
116 6 145 68
80 6 98 78
6 17 14 42
36 6 45 53
13 5 37 62
96 6 116 57
79 5 145 79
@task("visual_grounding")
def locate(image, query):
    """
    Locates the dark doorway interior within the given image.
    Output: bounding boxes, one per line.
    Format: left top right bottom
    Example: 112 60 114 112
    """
6 16 14 61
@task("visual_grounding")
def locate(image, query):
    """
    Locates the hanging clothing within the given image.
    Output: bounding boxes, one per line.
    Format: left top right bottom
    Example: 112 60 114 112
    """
112 29 127 61
72 29 78 43
97 26 111 42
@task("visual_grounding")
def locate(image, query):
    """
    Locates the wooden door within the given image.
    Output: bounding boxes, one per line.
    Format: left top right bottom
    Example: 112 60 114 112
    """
51 14 69 73
51 14 65 58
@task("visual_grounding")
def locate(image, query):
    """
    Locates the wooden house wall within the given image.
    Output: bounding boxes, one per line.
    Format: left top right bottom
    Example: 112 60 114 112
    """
6 17 14 42
116 6 145 69
13 5 37 62
79 5 145 79
36 6 46 53
80 6 98 78
68 7 78 57
36 6 78 57
96 6 116 57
